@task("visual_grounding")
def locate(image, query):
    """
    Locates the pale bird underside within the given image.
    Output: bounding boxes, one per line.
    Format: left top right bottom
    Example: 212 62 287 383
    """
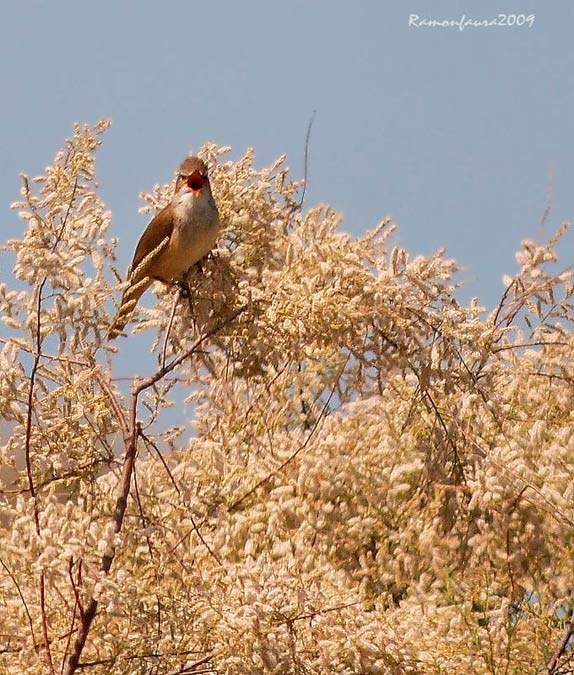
107 156 220 339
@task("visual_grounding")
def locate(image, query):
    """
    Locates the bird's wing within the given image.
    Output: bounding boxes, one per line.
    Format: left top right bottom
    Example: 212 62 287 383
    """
128 205 174 279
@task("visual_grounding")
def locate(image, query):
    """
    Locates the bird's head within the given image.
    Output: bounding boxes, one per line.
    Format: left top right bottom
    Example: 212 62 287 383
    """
175 156 210 197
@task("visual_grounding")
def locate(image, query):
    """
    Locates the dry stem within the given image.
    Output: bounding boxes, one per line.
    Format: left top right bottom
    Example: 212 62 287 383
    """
63 303 248 674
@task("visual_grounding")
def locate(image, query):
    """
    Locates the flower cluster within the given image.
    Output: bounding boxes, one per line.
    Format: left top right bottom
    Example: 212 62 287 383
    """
1 122 573 673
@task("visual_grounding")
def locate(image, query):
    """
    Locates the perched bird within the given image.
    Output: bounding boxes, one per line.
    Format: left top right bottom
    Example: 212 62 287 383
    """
108 156 220 339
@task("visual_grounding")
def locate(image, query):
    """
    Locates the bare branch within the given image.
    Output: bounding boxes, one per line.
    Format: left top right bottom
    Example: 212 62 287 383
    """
297 109 316 211
135 302 249 398
546 618 573 674
0 555 38 651
22 177 79 674
63 304 247 674
92 367 129 439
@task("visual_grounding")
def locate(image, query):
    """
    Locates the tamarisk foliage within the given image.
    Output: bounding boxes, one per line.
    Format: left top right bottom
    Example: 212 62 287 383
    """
1 121 574 674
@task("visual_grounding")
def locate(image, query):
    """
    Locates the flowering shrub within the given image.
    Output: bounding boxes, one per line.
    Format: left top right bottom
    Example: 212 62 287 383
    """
1 121 573 674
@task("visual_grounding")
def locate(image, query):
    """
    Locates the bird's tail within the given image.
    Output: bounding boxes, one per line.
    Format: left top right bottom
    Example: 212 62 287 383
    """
107 276 152 340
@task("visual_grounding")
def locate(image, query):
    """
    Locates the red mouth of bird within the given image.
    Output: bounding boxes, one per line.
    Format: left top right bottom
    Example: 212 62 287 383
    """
187 171 204 192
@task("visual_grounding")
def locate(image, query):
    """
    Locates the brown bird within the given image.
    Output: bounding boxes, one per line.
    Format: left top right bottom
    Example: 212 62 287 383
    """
108 156 220 339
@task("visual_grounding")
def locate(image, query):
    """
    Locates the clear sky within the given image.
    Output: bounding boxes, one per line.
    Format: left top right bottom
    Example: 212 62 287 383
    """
0 0 572 386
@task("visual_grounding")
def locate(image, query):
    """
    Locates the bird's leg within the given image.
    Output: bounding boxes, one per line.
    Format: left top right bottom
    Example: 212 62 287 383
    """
175 257 210 331
162 285 183 369
194 258 204 276
175 278 191 299
177 269 196 323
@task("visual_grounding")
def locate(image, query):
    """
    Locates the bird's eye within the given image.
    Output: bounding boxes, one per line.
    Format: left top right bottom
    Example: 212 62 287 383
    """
178 174 186 181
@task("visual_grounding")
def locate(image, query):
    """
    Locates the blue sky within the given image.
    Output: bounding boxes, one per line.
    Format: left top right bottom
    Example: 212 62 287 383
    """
0 1 572 382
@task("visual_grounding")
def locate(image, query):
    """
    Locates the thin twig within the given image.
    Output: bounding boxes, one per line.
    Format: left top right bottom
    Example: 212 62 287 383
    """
92 367 129 439
0 556 38 651
537 165 554 240
69 648 208 670
61 559 82 674
63 389 139 675
63 304 248 675
546 618 574 673
131 456 166 640
492 278 517 329
140 429 180 496
186 511 222 566
138 429 222 565
24 177 78 674
135 302 249 398
167 653 214 675
297 110 316 211
0 337 90 367
493 340 571 353
285 599 362 624
132 457 154 559
162 287 182 369
24 278 47 512
228 349 351 512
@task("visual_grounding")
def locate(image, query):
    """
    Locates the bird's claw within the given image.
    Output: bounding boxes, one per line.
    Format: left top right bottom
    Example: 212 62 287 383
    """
175 279 191 298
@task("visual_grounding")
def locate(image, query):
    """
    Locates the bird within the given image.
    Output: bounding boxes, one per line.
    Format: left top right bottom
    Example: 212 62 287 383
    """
108 156 220 339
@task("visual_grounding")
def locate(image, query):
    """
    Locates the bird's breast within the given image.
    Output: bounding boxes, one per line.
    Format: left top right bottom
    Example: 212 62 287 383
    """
162 193 220 279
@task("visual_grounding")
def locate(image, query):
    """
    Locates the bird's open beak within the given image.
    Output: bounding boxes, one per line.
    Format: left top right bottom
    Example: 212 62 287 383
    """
187 171 205 196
